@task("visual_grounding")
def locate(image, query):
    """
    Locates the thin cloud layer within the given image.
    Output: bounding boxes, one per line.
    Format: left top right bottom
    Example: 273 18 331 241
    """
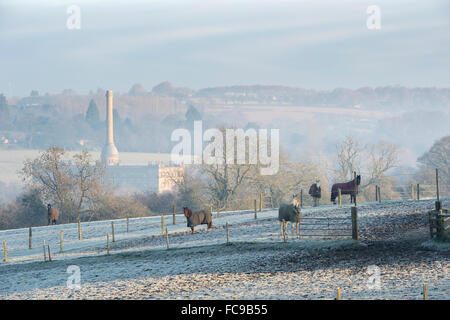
0 0 449 95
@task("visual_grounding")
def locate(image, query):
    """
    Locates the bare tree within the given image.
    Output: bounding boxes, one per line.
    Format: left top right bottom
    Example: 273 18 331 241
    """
334 136 400 201
416 135 450 195
363 141 399 188
247 150 327 208
21 147 111 222
201 127 256 209
336 136 362 180
21 147 74 218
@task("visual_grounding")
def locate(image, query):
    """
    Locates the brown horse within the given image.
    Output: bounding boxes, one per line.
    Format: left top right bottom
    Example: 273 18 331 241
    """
183 207 212 234
47 204 59 225
330 174 361 204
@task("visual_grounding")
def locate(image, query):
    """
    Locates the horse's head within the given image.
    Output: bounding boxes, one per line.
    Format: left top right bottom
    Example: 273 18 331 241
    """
292 194 300 208
356 175 361 185
47 204 51 210
183 207 191 218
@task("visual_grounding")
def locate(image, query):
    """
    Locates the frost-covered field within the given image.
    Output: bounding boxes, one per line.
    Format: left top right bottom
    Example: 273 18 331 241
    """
0 199 449 300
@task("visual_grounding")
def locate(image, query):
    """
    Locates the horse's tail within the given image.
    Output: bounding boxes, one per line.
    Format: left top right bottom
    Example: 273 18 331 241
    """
49 208 59 221
205 210 212 225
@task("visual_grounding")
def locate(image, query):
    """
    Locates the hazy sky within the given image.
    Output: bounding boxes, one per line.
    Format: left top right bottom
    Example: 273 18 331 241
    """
1 0 449 96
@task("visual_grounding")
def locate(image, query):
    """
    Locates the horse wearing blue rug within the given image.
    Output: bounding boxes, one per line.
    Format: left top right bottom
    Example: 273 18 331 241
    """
183 207 213 234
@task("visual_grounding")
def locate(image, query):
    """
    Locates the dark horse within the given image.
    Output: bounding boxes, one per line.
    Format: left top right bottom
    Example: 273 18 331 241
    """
47 204 59 225
183 207 212 234
330 175 361 204
308 181 321 207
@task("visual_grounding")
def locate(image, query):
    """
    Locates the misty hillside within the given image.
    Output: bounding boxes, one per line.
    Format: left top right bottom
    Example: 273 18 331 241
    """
0 83 449 165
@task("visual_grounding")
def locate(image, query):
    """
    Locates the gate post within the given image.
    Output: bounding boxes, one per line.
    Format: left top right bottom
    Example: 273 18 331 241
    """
435 168 440 202
259 193 263 212
435 201 442 211
378 186 381 203
351 206 359 241
300 189 303 208
338 188 342 208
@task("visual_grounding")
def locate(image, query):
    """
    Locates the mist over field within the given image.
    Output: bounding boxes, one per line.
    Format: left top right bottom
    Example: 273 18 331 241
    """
0 0 449 209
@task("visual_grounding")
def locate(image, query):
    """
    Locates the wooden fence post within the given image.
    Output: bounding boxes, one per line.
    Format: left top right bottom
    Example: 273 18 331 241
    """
259 193 263 211
351 206 359 241
428 211 434 238
423 283 428 300
78 218 82 240
338 188 342 208
173 205 176 225
434 168 442 217
107 234 110 255
126 216 129 233
226 222 230 245
353 172 358 206
375 185 378 202
300 189 303 208
165 228 169 249
161 215 165 235
217 200 220 217
438 210 445 240
336 288 341 300
43 240 47 262
60 230 63 253
417 184 420 201
47 245 52 262
3 240 7 263
254 199 257 219
378 186 381 203
111 221 115 242
411 184 414 200
29 227 32 249
435 168 440 202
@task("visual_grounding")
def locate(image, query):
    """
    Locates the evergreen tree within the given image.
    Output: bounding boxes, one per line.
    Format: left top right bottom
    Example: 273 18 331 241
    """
85 99 100 126
0 94 9 128
185 105 202 122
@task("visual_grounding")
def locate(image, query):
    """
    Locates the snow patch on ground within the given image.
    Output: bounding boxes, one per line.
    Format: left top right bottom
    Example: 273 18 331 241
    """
1 198 449 299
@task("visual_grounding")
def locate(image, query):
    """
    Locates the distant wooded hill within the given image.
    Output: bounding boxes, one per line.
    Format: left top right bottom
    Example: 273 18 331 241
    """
0 83 449 154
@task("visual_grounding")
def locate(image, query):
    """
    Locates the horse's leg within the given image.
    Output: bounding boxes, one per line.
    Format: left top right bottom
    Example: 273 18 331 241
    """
191 227 195 234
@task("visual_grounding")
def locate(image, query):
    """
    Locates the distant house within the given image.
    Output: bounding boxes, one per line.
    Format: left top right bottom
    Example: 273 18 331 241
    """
105 162 184 194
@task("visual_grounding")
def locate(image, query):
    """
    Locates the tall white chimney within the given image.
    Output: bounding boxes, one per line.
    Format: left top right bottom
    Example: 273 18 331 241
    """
101 90 119 166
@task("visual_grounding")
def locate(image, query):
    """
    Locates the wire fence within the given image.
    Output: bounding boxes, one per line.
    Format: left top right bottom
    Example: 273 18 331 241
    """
1 165 448 265
297 217 352 238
